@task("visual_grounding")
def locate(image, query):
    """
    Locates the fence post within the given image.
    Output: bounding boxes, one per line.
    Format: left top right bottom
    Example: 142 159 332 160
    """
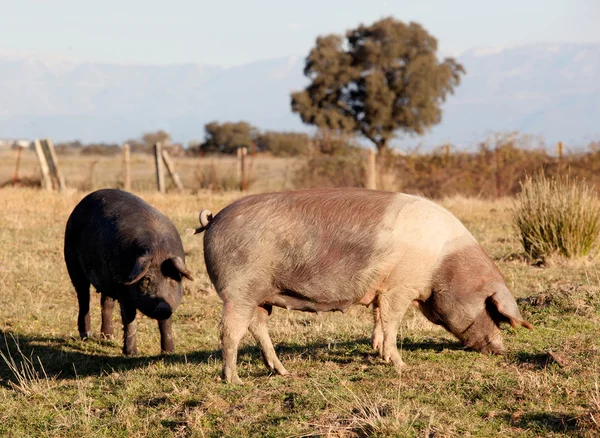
495 146 502 198
33 139 52 191
161 149 184 192
154 142 166 193
557 141 563 168
365 149 377 190
240 147 248 192
41 138 66 191
12 145 25 186
443 144 451 165
236 147 242 183
122 143 131 191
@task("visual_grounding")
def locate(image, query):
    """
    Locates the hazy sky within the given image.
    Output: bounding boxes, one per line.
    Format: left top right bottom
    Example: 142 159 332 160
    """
1 0 599 66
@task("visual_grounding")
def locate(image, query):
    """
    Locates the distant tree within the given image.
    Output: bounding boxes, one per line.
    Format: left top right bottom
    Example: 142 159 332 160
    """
124 130 171 154
201 121 259 154
257 131 312 156
142 130 171 148
80 143 121 156
291 17 465 153
186 139 203 156
54 140 83 155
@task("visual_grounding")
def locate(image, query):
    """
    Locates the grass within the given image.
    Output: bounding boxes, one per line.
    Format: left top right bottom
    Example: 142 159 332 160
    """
0 187 599 437
514 173 600 261
0 149 301 194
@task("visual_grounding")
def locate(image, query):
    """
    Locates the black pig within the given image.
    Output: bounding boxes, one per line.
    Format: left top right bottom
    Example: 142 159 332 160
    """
64 189 193 355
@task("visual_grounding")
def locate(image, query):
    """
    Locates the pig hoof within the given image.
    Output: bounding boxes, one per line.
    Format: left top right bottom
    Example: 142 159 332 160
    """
79 331 92 339
227 376 243 385
371 338 383 354
383 354 405 368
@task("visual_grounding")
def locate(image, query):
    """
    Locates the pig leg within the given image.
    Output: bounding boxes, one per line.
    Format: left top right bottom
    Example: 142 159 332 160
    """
100 294 115 339
119 298 138 356
248 305 289 376
74 279 92 339
370 299 384 356
220 301 255 384
158 317 175 354
378 290 415 368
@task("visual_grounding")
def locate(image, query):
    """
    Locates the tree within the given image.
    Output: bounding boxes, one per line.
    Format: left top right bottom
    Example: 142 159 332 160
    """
201 121 258 154
142 130 171 148
290 17 465 153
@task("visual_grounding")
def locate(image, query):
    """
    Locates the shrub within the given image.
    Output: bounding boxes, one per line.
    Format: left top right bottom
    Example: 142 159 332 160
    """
294 154 366 189
514 173 600 261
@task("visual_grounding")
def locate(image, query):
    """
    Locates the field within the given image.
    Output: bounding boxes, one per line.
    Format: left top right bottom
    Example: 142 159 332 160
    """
0 149 300 193
0 184 599 437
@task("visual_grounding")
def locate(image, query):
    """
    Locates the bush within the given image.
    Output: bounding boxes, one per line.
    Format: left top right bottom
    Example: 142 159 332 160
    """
294 154 366 189
257 132 311 157
514 173 600 261
80 144 121 156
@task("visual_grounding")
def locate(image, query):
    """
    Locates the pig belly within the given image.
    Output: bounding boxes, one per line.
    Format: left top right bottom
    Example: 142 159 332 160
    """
264 285 378 313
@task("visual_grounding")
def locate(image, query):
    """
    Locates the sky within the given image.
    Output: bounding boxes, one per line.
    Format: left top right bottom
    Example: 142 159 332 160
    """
1 0 599 66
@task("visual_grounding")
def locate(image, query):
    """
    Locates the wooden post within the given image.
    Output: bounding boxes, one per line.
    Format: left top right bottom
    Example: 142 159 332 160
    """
236 147 242 183
122 143 131 191
161 149 184 192
240 147 248 191
365 149 377 190
41 138 66 191
33 139 52 191
495 146 502 198
154 142 166 193
443 144 451 164
557 141 564 167
12 146 24 186
209 159 216 191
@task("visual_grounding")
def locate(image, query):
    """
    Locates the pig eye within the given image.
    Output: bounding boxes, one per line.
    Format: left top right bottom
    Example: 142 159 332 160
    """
161 260 183 282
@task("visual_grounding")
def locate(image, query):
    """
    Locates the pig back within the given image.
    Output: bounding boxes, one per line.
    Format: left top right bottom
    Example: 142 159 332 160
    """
65 189 184 291
203 188 473 307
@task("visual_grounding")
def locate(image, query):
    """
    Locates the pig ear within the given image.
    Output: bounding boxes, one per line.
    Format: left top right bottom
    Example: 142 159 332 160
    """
163 256 194 282
125 255 152 285
488 285 533 330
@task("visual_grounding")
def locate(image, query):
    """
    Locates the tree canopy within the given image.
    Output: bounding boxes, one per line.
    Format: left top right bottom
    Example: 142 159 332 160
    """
200 121 259 154
291 17 465 152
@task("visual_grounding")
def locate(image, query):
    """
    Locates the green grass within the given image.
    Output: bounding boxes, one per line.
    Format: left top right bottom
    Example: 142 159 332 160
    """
0 188 599 437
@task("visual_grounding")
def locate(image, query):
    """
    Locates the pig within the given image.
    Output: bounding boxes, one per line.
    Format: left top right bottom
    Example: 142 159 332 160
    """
190 188 531 384
64 188 193 356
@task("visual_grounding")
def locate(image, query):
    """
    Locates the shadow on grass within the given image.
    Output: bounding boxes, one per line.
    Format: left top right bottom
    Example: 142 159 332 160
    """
0 329 220 385
510 351 563 369
500 411 581 434
0 329 466 386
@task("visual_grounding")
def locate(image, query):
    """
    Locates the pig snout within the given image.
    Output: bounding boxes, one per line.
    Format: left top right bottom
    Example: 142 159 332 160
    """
153 302 173 321
468 337 505 355
137 295 178 320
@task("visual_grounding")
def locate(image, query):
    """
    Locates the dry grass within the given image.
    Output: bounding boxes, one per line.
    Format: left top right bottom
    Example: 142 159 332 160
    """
0 150 301 194
514 173 600 261
0 186 599 437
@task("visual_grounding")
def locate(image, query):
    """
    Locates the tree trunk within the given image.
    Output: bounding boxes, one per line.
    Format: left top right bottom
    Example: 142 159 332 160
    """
376 139 388 154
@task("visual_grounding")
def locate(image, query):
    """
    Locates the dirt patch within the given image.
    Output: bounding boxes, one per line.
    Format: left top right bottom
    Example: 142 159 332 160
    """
518 284 600 316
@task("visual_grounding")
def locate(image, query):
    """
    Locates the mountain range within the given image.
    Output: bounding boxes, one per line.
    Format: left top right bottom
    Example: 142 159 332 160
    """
0 42 598 149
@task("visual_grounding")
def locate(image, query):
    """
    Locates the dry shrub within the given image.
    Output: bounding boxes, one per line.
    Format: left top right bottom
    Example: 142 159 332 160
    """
514 173 600 261
294 154 366 189
193 163 240 192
